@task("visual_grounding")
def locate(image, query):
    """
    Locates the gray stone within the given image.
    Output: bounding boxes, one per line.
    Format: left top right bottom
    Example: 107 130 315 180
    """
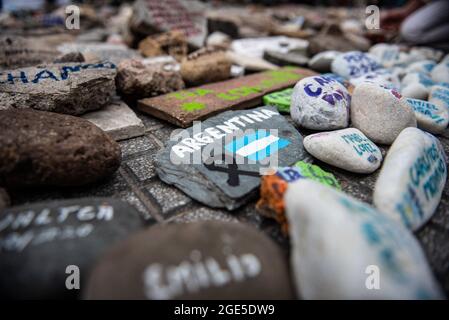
125 154 157 182
308 50 341 73
155 106 308 210
263 50 309 67
82 98 145 141
0 188 10 211
145 180 191 216
0 62 116 115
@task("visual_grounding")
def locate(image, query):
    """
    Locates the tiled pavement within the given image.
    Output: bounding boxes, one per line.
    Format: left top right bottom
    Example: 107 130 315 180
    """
7 109 449 296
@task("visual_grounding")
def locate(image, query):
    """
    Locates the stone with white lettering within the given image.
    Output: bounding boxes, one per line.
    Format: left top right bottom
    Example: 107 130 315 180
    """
331 51 381 79
406 98 449 134
0 62 116 115
155 106 307 210
290 75 350 130
81 98 145 141
431 61 449 84
285 179 443 299
308 50 341 73
304 128 382 173
0 109 121 188
84 221 294 299
351 83 417 145
0 198 145 299
116 58 184 100
374 127 447 231
429 85 449 111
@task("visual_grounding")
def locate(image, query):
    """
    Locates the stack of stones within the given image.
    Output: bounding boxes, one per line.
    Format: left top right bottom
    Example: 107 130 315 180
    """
0 1 448 300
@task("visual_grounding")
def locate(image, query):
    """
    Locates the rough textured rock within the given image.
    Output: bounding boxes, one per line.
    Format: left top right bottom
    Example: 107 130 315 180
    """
0 109 121 188
0 198 145 299
290 75 350 130
116 58 184 100
374 127 447 231
304 128 383 174
180 48 232 86
351 83 417 145
138 31 188 61
0 62 116 115
57 43 141 65
81 98 145 141
53 51 85 64
285 179 443 299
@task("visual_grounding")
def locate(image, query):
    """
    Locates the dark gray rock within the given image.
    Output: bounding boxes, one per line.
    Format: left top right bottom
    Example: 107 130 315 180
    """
155 106 308 210
263 50 309 67
0 188 10 211
0 197 145 299
84 221 295 299
0 61 116 115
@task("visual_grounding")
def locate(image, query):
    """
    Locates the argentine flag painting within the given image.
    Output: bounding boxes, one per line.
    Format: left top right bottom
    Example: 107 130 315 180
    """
225 130 290 161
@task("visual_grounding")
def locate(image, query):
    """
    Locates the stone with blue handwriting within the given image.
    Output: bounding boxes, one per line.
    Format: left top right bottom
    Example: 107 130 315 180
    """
368 43 401 68
0 62 116 115
84 221 295 299
285 179 443 299
405 60 436 75
349 69 400 90
429 85 449 111
303 128 382 174
307 50 341 73
374 127 447 231
330 51 381 79
409 47 444 63
351 82 416 145
406 98 449 134
401 72 434 100
290 75 350 130
430 60 449 84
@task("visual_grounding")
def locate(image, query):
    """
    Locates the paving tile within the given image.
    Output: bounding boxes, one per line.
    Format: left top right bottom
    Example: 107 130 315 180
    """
145 180 192 216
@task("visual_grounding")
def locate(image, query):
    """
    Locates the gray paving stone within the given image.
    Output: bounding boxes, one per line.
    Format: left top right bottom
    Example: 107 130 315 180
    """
124 154 157 182
118 190 155 223
119 135 159 158
171 206 238 224
145 180 191 216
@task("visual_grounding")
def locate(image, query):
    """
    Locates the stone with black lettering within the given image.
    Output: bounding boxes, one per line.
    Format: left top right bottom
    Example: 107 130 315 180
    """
285 179 443 299
331 51 381 79
0 198 145 299
406 98 449 134
0 62 116 115
84 221 295 299
304 128 383 174
155 106 307 210
0 109 121 188
290 75 350 130
374 127 447 231
351 82 416 145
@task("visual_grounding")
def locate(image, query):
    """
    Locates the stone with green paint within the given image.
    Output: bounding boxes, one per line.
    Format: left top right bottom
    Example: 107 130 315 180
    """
275 161 340 189
262 88 293 113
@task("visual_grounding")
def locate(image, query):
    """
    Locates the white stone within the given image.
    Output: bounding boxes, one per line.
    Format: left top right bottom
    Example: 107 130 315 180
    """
431 61 449 84
82 98 145 141
290 75 350 130
350 69 400 90
206 31 231 49
401 72 434 100
285 179 443 299
429 85 449 111
308 51 341 73
405 60 436 74
369 43 400 68
331 51 381 79
374 127 447 231
303 128 382 173
409 47 444 62
230 36 308 59
57 42 141 64
406 98 449 134
225 51 277 71
351 82 417 144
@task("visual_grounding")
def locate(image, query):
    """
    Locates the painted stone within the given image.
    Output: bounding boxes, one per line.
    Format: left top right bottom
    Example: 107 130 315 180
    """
409 47 444 62
81 98 145 141
290 75 350 130
351 82 417 145
431 61 449 84
256 161 340 234
57 42 141 64
0 109 121 188
308 51 341 73
304 128 382 174
231 36 308 59
401 72 434 100
115 58 184 100
180 48 232 86
0 198 145 299
429 85 449 111
129 0 207 48
350 69 400 90
0 62 116 115
406 98 449 134
84 221 295 299
285 179 443 299
374 127 447 231
262 88 293 113
405 60 436 75
138 67 316 128
368 43 401 68
331 51 381 79
155 106 307 210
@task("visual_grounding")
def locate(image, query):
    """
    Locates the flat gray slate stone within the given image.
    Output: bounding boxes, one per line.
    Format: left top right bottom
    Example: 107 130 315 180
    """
0 61 116 115
82 98 145 141
155 106 308 210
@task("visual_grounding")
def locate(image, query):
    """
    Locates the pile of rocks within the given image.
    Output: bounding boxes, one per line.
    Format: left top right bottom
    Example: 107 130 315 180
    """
0 0 448 300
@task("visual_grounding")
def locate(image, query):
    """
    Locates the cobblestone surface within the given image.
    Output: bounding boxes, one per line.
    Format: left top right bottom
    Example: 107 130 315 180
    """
6 111 449 296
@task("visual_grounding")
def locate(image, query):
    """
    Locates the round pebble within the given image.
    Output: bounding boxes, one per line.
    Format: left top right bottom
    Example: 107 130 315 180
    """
331 51 381 79
406 98 449 134
431 61 449 84
307 50 341 73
